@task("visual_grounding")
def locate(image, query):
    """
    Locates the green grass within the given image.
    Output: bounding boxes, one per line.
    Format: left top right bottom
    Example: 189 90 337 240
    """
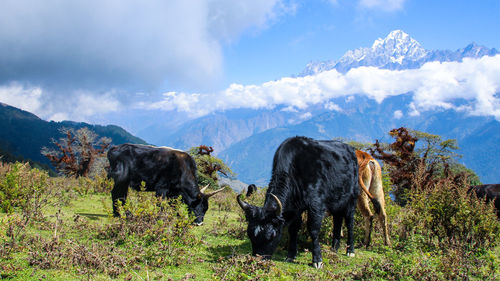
0 193 397 280
1 170 499 280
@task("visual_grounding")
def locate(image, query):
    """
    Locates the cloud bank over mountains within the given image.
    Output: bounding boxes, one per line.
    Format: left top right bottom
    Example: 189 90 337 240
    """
3 49 499 122
149 54 500 120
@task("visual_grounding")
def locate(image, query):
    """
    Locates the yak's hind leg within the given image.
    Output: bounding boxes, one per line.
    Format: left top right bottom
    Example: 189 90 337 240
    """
345 204 356 257
332 214 343 252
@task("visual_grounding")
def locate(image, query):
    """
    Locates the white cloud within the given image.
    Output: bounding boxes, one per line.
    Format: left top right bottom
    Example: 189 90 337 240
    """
358 0 408 11
0 0 291 121
0 83 43 114
408 102 420 117
393 110 403 119
0 0 288 91
148 55 500 121
325 101 342 111
209 0 296 42
0 83 121 122
299 112 313 120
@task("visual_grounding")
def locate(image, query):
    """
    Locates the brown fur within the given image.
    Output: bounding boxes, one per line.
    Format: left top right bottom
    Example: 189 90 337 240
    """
356 150 391 247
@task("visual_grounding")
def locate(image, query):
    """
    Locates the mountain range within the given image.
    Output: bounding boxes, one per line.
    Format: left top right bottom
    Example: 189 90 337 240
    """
1 30 498 186
153 30 500 185
301 30 498 75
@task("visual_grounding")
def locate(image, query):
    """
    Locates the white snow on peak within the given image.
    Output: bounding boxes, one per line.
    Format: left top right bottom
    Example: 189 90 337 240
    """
339 29 427 66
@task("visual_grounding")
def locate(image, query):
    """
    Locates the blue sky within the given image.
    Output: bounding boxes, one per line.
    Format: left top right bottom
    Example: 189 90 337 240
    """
0 0 499 126
223 0 500 86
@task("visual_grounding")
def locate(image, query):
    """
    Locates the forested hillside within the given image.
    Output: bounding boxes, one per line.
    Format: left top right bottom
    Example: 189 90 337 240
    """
0 102 147 168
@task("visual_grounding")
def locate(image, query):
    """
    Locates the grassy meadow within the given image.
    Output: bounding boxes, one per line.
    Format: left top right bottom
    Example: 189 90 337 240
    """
0 162 499 280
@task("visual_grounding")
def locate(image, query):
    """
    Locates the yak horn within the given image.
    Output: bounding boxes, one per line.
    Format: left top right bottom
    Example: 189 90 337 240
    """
270 193 283 216
204 186 226 198
237 194 251 211
199 184 209 193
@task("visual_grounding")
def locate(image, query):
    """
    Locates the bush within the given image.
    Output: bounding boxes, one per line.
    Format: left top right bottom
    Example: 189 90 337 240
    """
0 162 53 217
212 255 277 280
397 177 499 252
75 171 113 195
98 188 199 267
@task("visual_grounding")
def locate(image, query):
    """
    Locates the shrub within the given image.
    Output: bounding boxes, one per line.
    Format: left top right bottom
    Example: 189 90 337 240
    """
397 177 499 252
0 162 31 213
27 235 128 278
74 172 113 195
211 185 240 212
212 255 276 280
0 162 54 217
98 189 199 267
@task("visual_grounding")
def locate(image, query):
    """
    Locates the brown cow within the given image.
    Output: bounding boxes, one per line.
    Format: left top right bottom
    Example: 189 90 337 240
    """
356 150 391 247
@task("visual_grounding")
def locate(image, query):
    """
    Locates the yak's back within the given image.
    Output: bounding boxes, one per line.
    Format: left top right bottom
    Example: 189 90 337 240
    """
270 137 359 204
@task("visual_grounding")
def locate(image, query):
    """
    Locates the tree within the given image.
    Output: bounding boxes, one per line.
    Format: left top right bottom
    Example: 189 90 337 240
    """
41 127 111 177
369 127 478 205
188 145 234 188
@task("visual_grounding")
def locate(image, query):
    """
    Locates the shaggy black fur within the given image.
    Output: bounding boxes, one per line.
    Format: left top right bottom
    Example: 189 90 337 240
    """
469 184 500 218
238 136 360 266
107 144 208 224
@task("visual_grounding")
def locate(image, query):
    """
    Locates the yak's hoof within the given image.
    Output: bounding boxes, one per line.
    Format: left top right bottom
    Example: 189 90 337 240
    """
285 257 295 263
313 262 323 269
194 222 204 226
347 252 355 257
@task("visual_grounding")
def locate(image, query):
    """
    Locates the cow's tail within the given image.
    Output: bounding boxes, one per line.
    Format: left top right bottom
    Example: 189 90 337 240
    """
357 152 381 215
359 176 381 215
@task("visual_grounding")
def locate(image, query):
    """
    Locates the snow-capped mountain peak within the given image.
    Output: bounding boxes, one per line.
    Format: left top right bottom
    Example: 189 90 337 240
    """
336 29 426 69
300 29 498 76
370 29 427 62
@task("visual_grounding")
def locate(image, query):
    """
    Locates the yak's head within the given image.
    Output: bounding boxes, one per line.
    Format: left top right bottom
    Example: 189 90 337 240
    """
191 185 225 225
237 193 285 258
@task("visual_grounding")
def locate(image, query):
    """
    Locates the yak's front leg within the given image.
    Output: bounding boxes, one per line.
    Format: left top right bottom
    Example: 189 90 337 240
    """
286 215 303 262
111 182 129 217
307 210 324 268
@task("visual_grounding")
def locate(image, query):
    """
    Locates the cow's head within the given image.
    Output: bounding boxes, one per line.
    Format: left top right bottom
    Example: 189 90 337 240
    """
191 185 225 225
237 194 285 258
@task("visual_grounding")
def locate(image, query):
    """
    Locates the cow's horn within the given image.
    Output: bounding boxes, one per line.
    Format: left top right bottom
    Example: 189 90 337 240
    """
205 186 226 198
237 194 251 211
270 193 283 216
199 184 209 193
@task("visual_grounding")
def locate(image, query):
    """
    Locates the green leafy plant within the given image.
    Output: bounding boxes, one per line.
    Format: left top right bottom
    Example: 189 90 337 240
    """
188 145 235 188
